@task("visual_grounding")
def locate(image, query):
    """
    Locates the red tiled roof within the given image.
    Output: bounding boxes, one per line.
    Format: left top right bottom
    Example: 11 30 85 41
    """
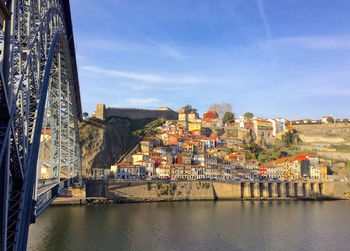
296 153 316 161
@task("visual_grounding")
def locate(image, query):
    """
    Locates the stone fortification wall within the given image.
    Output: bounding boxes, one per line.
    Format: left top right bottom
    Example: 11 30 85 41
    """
105 108 178 121
317 151 350 161
294 124 350 136
298 134 345 144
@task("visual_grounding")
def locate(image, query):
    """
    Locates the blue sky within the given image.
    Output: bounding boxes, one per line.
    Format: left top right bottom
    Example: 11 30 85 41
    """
71 0 350 119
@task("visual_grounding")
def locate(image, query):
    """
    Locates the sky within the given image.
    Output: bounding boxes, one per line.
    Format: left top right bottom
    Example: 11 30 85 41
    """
70 0 350 120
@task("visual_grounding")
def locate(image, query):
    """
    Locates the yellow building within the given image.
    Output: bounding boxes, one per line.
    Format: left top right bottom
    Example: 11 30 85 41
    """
178 109 200 130
178 112 188 121
188 112 199 122
320 164 327 180
182 142 194 154
132 152 148 165
188 121 202 133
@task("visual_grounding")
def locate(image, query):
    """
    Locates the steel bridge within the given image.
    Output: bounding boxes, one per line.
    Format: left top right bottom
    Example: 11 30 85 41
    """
0 0 82 250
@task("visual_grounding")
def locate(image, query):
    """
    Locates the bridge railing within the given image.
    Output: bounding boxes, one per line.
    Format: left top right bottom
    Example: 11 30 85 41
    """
37 178 58 188
34 176 78 220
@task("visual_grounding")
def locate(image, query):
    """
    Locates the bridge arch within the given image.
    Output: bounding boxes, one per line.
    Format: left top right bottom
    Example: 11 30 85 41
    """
0 1 82 250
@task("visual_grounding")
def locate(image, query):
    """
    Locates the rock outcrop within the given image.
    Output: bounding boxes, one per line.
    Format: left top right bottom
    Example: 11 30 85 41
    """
79 117 152 177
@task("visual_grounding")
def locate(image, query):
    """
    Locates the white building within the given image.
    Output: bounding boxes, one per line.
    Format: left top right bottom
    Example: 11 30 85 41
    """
113 164 146 180
132 152 149 165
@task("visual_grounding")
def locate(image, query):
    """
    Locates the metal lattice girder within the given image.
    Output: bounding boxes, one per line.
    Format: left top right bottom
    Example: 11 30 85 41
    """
0 1 82 250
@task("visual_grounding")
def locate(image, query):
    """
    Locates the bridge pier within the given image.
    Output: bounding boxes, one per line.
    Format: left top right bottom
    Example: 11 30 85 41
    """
243 182 250 198
311 182 323 196
292 183 299 197
319 183 324 196
260 182 269 198
271 183 279 198
213 181 328 200
314 183 319 194
281 182 288 198
303 183 309 197
250 183 259 198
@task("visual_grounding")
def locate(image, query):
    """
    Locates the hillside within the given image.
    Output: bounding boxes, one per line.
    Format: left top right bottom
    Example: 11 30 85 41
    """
79 117 154 177
294 124 350 181
294 124 350 161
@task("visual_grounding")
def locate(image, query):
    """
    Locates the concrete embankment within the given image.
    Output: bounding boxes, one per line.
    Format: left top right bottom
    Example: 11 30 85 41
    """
51 187 114 206
84 180 350 203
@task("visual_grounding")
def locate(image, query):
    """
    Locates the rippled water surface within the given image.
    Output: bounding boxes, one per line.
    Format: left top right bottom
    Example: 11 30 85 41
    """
28 200 350 250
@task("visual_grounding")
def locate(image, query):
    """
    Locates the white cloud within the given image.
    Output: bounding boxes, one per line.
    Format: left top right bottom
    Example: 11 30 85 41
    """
146 40 186 59
295 86 350 97
80 65 205 84
274 35 350 50
257 0 272 41
79 39 186 59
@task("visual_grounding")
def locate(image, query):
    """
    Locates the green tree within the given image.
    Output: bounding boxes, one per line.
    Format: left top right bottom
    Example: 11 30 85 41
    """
282 131 301 147
214 128 225 136
244 143 263 159
347 161 350 170
258 153 269 163
243 112 254 120
223 112 234 124
182 104 197 114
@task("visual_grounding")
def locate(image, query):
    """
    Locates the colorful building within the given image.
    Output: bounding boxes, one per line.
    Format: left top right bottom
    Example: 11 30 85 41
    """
188 121 202 134
203 110 218 123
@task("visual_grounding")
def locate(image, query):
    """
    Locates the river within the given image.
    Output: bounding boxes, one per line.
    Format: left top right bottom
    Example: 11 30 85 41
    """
28 201 350 250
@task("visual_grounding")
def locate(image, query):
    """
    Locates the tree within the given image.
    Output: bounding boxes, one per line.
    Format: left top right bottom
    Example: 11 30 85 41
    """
83 112 89 119
279 151 289 158
182 104 197 114
327 116 335 123
282 131 301 147
243 143 263 160
243 112 254 120
223 112 234 124
214 128 225 136
209 102 232 118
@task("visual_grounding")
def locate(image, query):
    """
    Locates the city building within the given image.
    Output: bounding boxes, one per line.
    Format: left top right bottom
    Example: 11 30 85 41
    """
203 110 218 123
113 164 146 180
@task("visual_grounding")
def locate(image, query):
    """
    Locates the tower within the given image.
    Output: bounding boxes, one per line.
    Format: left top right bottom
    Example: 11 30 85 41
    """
96 103 106 120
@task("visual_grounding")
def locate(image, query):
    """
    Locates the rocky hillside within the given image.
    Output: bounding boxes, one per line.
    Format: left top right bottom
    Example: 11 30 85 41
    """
294 123 350 181
79 117 153 178
294 124 350 160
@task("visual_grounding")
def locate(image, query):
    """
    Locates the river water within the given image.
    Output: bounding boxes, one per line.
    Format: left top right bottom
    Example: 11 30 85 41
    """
28 201 350 251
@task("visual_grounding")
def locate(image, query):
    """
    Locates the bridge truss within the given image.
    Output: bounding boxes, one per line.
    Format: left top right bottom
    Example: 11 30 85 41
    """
0 0 82 250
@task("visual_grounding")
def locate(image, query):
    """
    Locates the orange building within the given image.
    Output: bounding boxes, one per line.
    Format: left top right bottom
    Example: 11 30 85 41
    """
168 134 180 145
203 110 218 122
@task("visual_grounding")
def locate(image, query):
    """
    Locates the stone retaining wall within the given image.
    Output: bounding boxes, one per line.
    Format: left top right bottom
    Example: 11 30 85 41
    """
85 180 350 201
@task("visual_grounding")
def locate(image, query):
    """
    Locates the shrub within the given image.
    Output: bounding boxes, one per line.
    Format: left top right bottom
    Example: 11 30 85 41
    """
147 182 152 191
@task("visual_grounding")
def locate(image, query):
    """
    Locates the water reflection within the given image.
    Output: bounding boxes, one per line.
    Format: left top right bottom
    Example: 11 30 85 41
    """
29 201 350 251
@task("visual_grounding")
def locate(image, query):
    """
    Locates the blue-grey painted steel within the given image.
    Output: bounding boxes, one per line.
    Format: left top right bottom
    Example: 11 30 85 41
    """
0 0 82 250
35 176 77 219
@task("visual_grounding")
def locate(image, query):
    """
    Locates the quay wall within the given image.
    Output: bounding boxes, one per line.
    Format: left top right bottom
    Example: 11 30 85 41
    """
85 180 350 202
